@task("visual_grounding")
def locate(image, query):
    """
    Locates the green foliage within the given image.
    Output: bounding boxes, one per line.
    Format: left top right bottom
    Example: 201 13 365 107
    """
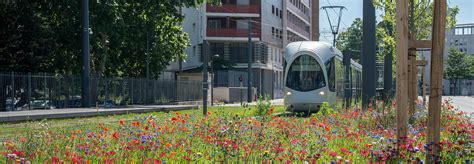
373 0 459 75
445 47 472 81
253 96 272 118
0 0 219 77
316 102 336 116
336 18 363 62
444 48 472 95
470 55 474 76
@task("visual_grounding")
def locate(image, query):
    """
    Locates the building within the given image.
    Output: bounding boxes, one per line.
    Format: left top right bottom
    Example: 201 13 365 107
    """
443 23 474 95
166 0 319 103
419 23 474 96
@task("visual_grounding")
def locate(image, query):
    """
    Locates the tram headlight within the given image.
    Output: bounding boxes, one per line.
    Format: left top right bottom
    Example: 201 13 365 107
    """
286 92 292 96
319 91 325 96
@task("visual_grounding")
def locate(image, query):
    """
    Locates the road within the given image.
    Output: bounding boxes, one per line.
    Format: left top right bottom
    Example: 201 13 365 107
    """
443 96 474 114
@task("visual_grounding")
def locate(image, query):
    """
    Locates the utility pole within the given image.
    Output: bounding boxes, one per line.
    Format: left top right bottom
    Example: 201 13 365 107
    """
321 6 345 46
362 0 376 109
247 18 252 103
427 0 447 161
202 41 209 116
81 0 90 108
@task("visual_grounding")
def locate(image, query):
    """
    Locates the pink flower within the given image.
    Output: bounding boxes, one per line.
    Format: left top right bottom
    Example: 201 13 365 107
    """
329 151 337 157
340 147 347 153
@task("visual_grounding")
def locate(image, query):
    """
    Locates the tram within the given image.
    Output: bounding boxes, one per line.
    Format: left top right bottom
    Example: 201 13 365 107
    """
283 41 362 114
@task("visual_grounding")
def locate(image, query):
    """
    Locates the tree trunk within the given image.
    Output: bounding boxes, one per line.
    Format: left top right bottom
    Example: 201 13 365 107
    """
454 79 457 96
91 33 109 105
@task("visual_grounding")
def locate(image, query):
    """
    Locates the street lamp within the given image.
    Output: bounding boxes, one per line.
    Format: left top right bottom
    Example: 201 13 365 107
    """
210 54 220 106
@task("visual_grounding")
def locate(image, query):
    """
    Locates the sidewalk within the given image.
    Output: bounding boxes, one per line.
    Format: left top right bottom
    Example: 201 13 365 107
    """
0 105 198 123
216 99 284 107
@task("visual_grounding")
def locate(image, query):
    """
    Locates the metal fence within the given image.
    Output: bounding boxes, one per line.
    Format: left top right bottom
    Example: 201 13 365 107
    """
0 72 202 112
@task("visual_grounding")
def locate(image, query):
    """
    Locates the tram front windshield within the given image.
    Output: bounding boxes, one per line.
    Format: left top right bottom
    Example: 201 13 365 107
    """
285 55 326 92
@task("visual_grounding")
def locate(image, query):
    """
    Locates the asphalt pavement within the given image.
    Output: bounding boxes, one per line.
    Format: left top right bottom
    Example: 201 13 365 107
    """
443 96 474 114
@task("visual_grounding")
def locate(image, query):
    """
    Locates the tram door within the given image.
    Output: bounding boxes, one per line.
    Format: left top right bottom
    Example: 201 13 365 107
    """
325 57 337 106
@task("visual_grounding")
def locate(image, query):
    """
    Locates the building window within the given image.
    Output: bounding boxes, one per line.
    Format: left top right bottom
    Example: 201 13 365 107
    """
272 27 275 36
272 5 275 14
455 28 463 35
279 30 283 39
276 8 279 17
276 29 279 38
464 27 472 35
208 19 221 29
280 10 283 19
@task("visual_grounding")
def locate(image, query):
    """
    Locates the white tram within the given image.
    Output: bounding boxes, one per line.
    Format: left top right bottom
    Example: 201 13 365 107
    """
283 41 362 114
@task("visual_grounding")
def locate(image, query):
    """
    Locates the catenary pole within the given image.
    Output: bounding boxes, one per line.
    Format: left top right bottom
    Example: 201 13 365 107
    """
362 0 376 109
202 41 209 116
247 18 252 103
81 0 91 108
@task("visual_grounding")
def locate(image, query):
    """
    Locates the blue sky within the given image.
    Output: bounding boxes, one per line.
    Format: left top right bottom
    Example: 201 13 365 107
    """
319 0 474 43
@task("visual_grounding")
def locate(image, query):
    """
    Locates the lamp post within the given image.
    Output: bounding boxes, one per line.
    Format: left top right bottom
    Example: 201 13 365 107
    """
211 54 220 106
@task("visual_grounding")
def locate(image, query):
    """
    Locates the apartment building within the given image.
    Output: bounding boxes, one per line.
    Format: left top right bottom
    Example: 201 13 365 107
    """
167 0 318 102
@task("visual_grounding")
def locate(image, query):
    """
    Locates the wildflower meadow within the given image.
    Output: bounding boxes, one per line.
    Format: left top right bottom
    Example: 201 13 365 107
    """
1 99 473 163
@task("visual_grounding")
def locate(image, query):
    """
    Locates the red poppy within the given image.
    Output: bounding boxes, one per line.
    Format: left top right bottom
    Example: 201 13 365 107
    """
329 151 337 157
120 119 124 126
113 132 120 139
318 123 324 127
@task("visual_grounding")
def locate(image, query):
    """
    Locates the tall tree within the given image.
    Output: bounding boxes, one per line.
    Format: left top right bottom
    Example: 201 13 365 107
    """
336 18 362 62
373 0 458 70
444 47 471 95
336 18 386 63
0 0 220 77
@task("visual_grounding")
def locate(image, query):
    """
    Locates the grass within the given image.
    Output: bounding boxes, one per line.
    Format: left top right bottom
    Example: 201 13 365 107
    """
0 105 286 140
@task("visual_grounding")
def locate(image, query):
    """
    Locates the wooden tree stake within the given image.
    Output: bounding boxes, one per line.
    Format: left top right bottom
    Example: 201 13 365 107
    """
427 0 447 162
395 0 409 149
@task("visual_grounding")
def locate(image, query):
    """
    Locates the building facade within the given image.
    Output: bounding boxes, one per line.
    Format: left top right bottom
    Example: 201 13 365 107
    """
443 23 474 95
419 23 474 96
166 0 318 103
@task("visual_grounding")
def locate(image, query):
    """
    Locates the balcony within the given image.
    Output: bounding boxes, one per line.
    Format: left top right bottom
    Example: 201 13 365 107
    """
207 28 260 38
287 22 309 39
287 3 310 22
207 4 260 14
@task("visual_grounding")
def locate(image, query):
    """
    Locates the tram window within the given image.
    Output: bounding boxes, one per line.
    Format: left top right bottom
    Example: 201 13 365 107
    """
285 55 326 91
326 57 335 92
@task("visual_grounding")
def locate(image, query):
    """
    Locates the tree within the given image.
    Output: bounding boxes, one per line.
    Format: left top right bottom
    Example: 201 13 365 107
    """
444 48 471 95
373 0 459 72
0 0 220 77
336 18 362 62
336 18 386 63
471 55 474 75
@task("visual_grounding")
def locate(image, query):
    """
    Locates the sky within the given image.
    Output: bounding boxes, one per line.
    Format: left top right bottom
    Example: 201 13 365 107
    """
318 0 474 43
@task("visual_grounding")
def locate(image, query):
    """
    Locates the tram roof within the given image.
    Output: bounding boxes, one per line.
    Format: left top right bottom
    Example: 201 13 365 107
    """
284 41 362 70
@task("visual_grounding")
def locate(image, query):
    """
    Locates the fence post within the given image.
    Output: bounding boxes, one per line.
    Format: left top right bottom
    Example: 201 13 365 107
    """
28 73 32 110
11 72 14 111
131 79 134 105
43 73 47 110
